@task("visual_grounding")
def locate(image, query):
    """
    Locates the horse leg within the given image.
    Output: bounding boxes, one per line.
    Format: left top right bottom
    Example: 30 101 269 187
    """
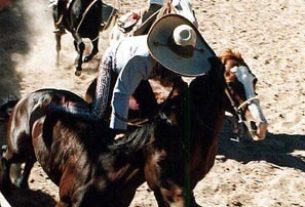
73 40 79 52
15 159 35 190
10 163 22 185
0 146 24 193
55 32 62 66
73 36 85 76
0 156 13 194
153 189 168 207
83 37 99 63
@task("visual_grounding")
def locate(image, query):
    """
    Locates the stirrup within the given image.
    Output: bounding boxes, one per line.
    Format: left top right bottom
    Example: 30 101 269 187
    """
114 133 126 140
53 28 66 35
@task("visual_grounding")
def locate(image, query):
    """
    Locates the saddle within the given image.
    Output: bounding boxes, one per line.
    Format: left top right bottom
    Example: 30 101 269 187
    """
116 8 160 35
101 2 118 30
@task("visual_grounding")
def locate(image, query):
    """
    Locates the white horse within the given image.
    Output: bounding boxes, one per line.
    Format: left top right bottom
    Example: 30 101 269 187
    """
109 0 198 44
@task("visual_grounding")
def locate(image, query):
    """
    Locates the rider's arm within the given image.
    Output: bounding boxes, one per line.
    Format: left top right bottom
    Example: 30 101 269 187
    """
92 47 113 118
110 54 155 130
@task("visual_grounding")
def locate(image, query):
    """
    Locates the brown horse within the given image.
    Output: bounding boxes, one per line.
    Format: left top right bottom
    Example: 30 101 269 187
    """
0 87 191 207
184 51 268 206
221 49 268 141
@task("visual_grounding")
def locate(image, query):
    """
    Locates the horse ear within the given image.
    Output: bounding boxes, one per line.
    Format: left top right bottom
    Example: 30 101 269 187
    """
233 50 242 60
219 50 230 65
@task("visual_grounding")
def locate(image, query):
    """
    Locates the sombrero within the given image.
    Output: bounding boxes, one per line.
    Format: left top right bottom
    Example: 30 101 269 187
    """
147 14 216 77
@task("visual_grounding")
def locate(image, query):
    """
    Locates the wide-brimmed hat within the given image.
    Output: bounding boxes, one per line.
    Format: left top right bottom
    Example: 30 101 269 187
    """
147 14 216 77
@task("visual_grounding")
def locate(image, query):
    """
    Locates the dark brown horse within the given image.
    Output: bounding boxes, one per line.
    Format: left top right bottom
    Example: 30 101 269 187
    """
84 50 268 206
83 56 225 206
0 87 190 207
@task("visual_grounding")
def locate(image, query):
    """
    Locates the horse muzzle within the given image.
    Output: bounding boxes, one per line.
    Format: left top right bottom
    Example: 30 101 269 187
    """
246 120 268 141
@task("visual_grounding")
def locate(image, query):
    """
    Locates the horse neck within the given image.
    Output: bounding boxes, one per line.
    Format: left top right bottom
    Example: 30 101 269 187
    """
110 124 153 165
189 57 226 135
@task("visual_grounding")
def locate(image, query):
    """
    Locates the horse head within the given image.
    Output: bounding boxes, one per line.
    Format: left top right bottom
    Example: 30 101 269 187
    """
220 49 268 141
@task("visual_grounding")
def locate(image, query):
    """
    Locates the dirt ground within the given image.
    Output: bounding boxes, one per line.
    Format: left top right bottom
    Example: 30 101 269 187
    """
0 0 305 206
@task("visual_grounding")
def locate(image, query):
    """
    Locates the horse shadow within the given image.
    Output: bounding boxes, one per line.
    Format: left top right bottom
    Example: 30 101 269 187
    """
219 118 305 172
0 0 30 99
4 186 56 207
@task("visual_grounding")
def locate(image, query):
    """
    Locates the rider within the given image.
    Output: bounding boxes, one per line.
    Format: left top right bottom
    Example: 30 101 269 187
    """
50 14 214 138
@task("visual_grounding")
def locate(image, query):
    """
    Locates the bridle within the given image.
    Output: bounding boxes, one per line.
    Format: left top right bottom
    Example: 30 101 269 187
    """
224 78 260 139
225 86 259 118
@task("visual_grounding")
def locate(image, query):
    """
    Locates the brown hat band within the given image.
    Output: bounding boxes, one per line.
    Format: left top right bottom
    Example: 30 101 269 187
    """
152 37 205 58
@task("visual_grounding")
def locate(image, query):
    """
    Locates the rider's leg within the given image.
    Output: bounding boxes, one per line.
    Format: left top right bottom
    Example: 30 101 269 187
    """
142 3 162 22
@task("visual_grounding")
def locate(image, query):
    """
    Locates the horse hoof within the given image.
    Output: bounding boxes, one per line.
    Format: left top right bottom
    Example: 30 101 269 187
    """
0 158 13 193
75 70 82 76
1 145 7 156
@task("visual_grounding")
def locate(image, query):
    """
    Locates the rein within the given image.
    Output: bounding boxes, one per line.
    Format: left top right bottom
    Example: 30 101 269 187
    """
224 86 244 125
114 112 151 128
237 96 259 111
55 14 64 26
224 84 260 136
224 85 259 114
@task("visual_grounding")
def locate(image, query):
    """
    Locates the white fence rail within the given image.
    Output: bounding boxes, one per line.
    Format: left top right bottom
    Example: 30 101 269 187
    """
0 191 11 207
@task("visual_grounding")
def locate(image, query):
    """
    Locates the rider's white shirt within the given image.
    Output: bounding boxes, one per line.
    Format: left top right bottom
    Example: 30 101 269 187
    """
148 0 193 6
95 35 155 130
148 0 164 6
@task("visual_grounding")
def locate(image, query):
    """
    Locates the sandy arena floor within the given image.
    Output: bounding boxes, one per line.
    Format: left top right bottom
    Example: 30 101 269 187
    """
0 0 305 206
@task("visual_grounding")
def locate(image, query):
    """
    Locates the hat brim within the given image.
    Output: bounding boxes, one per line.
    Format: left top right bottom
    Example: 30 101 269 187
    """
147 14 216 77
